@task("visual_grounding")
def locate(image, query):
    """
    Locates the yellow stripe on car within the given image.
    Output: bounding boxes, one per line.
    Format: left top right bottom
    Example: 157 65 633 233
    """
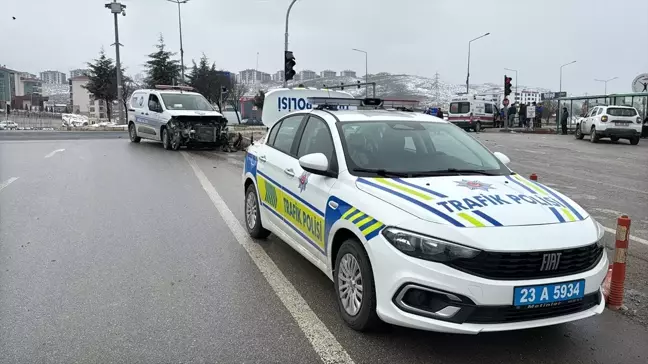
375 178 434 201
562 208 576 222
341 207 357 219
348 211 366 223
457 212 487 227
513 175 546 195
355 216 373 228
362 221 384 236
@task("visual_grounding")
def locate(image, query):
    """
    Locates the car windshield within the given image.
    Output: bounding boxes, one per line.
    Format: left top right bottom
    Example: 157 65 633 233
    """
449 102 470 114
339 120 509 177
160 93 214 111
607 108 637 117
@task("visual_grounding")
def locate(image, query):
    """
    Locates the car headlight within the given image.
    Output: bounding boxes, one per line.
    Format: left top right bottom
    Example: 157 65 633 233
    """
595 220 606 249
382 227 480 262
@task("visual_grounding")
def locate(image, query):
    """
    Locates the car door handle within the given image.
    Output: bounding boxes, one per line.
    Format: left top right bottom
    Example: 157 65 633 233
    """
258 155 266 162
284 168 295 177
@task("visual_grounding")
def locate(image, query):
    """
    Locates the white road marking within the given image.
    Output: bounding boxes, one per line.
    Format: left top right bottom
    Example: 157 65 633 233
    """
601 226 648 247
44 149 65 158
0 177 19 193
181 152 354 364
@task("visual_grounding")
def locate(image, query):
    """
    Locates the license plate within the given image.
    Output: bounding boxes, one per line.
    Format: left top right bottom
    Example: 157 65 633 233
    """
615 122 629 126
513 280 585 307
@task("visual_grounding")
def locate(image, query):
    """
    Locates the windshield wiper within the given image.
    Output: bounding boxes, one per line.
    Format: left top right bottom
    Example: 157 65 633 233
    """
352 168 411 177
413 168 497 177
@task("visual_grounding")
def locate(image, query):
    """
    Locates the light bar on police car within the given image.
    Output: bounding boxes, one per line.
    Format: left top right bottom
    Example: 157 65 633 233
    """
307 97 365 107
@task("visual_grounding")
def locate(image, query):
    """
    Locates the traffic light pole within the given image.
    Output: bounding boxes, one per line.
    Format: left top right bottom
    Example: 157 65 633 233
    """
323 82 376 98
283 0 298 88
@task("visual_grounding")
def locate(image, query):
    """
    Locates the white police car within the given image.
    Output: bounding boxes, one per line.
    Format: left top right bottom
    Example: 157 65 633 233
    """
242 88 608 334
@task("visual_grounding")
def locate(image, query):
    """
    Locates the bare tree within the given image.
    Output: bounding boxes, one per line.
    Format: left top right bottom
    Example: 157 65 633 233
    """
224 78 249 124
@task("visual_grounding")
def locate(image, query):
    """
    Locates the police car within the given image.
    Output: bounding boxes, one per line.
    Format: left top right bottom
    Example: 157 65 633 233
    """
242 88 608 334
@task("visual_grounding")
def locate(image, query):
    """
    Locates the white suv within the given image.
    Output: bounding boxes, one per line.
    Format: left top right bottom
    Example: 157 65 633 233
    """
575 105 642 145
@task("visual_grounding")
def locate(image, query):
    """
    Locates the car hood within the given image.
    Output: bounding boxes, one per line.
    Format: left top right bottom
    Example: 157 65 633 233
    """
355 174 589 228
166 110 224 117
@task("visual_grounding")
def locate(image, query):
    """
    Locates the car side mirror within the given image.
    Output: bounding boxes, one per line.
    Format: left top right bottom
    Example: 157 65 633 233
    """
299 153 336 178
493 152 511 165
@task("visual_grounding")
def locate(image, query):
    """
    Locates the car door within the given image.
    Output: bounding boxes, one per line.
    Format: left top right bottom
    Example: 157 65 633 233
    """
283 115 338 260
581 107 598 134
255 114 308 234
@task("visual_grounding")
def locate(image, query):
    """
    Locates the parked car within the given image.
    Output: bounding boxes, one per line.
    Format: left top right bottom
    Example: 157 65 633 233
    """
574 105 642 145
0 121 18 130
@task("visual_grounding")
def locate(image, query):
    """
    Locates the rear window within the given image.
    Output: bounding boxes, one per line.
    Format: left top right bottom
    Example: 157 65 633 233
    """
607 108 637 117
450 102 470 114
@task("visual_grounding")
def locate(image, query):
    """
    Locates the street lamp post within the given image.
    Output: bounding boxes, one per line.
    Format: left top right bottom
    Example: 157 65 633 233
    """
594 77 618 95
283 0 298 88
559 60 576 93
167 0 189 85
105 1 126 124
504 67 518 103
466 32 490 94
352 48 368 97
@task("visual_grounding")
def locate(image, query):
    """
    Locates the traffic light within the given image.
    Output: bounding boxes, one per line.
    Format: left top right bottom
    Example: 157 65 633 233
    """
357 81 361 88
504 75 513 96
284 51 296 81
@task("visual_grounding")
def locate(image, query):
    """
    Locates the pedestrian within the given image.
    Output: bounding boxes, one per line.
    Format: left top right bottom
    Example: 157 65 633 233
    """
518 103 526 128
508 104 516 127
561 107 569 135
500 107 505 128
436 108 444 119
535 102 543 128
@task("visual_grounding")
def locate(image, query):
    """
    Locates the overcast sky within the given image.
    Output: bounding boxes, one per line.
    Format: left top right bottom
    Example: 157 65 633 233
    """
2 0 647 95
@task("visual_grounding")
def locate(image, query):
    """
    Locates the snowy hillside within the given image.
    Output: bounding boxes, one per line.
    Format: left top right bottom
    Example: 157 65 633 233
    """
247 73 550 108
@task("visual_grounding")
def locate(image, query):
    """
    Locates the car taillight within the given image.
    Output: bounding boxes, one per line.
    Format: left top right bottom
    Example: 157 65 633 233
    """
601 115 608 122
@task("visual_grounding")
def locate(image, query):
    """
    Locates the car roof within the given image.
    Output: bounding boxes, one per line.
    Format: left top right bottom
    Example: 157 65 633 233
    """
602 105 635 109
310 109 447 124
134 89 202 96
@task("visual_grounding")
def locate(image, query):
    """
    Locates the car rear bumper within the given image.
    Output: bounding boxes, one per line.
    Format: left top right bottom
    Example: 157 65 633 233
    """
596 127 641 138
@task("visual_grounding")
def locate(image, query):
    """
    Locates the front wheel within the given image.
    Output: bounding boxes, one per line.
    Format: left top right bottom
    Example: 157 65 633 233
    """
129 123 141 143
630 137 640 145
334 239 381 331
245 184 270 239
162 128 172 150
474 121 481 133
575 124 584 139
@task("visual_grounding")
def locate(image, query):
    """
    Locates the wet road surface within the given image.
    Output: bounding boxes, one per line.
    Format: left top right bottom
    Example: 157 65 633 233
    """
1 133 647 363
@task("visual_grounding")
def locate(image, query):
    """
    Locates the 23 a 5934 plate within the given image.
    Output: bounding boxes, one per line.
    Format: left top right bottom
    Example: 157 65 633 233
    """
514 279 585 307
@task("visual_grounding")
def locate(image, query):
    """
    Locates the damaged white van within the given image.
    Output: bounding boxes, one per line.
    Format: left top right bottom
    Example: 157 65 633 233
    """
127 85 229 150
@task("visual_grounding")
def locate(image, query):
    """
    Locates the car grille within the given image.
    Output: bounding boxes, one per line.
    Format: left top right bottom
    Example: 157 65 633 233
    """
194 126 217 142
449 243 604 280
465 292 601 324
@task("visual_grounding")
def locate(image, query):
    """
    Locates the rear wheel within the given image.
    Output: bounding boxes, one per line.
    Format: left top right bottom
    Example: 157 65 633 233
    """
474 121 482 133
129 123 141 143
575 124 584 139
630 137 640 145
334 238 381 331
610 136 620 142
245 184 270 239
590 126 599 143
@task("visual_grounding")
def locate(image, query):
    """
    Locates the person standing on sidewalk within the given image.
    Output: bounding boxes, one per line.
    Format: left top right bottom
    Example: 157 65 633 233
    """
508 104 517 127
518 103 527 128
561 107 569 135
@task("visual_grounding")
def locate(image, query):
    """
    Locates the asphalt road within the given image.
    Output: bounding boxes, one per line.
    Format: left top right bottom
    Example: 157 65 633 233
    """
1 133 647 364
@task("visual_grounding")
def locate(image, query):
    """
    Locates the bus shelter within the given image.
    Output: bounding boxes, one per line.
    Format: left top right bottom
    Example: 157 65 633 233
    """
556 92 648 134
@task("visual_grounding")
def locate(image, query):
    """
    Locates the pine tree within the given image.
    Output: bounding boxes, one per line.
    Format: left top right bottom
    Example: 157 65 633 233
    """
84 49 118 122
144 35 181 88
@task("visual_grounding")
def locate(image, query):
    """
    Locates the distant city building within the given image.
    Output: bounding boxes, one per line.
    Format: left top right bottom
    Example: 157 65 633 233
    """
0 66 17 108
273 70 285 82
14 73 41 97
517 90 541 105
299 70 317 81
341 70 357 78
70 76 109 119
69 69 89 78
40 70 66 84
238 69 271 84
320 70 336 78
